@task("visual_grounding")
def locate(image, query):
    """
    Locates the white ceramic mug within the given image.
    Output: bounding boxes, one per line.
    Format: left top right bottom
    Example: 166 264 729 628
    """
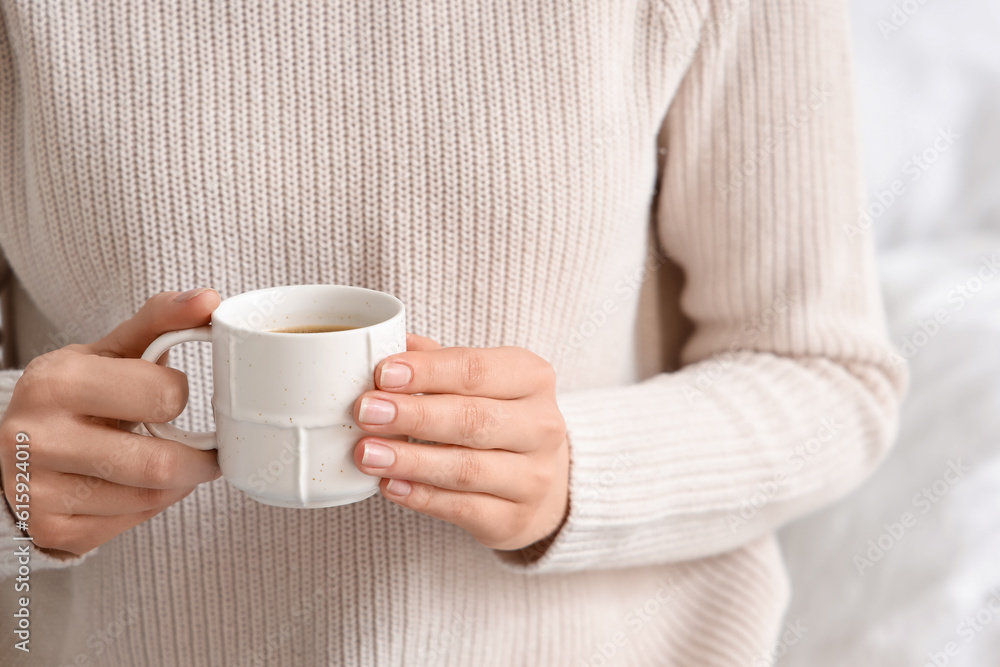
140 285 406 508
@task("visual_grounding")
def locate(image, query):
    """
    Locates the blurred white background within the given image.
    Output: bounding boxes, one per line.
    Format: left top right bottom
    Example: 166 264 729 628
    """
778 1 1000 665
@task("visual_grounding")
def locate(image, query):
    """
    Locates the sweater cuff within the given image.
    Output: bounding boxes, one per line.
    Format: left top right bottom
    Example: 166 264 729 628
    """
494 386 645 572
0 370 95 580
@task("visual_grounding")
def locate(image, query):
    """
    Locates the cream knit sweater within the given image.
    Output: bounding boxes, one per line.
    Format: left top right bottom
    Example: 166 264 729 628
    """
0 1 905 665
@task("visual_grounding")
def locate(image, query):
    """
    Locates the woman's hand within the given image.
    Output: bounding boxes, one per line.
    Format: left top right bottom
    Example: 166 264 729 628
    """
0 289 223 557
353 334 570 551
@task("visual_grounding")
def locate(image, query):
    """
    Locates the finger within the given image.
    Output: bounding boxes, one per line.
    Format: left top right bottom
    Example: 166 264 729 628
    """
354 438 538 500
87 288 220 359
38 353 190 423
354 392 554 451
41 423 221 489
378 477 520 548
28 499 192 556
32 473 197 516
375 346 555 399
406 333 442 352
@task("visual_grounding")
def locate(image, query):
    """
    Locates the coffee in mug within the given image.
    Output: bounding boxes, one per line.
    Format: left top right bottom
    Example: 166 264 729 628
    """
269 324 359 334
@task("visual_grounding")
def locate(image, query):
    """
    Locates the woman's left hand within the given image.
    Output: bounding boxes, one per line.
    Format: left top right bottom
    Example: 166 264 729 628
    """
353 334 570 551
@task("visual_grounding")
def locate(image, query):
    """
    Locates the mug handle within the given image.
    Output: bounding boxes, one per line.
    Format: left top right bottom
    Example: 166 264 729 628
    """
140 326 217 451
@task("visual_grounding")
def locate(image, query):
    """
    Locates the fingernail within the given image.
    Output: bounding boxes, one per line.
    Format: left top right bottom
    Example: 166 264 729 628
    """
385 479 411 497
175 287 211 302
359 397 396 425
379 362 412 389
361 442 395 468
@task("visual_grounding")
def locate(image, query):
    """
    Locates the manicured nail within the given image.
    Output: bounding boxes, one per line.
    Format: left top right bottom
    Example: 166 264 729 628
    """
361 442 395 468
175 287 211 302
379 362 412 389
385 479 411 497
359 397 396 425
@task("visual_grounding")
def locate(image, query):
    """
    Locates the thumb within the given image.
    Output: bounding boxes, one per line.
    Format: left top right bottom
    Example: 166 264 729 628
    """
87 288 222 359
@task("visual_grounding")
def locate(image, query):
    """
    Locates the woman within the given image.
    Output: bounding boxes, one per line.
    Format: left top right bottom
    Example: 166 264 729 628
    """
0 1 905 665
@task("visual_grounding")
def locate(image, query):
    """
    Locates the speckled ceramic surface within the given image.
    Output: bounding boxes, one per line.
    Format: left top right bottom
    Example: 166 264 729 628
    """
141 285 405 507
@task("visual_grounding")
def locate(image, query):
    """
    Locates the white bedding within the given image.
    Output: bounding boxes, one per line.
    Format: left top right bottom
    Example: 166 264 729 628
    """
776 1 1000 665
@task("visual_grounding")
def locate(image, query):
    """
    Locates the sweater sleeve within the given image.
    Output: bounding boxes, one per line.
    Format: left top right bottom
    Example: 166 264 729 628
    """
499 0 907 572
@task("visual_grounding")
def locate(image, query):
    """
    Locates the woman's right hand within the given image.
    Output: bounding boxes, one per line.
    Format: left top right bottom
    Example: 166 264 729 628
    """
0 288 223 558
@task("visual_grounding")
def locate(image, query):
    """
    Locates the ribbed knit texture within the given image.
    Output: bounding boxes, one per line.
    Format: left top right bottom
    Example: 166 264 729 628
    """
0 1 905 665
